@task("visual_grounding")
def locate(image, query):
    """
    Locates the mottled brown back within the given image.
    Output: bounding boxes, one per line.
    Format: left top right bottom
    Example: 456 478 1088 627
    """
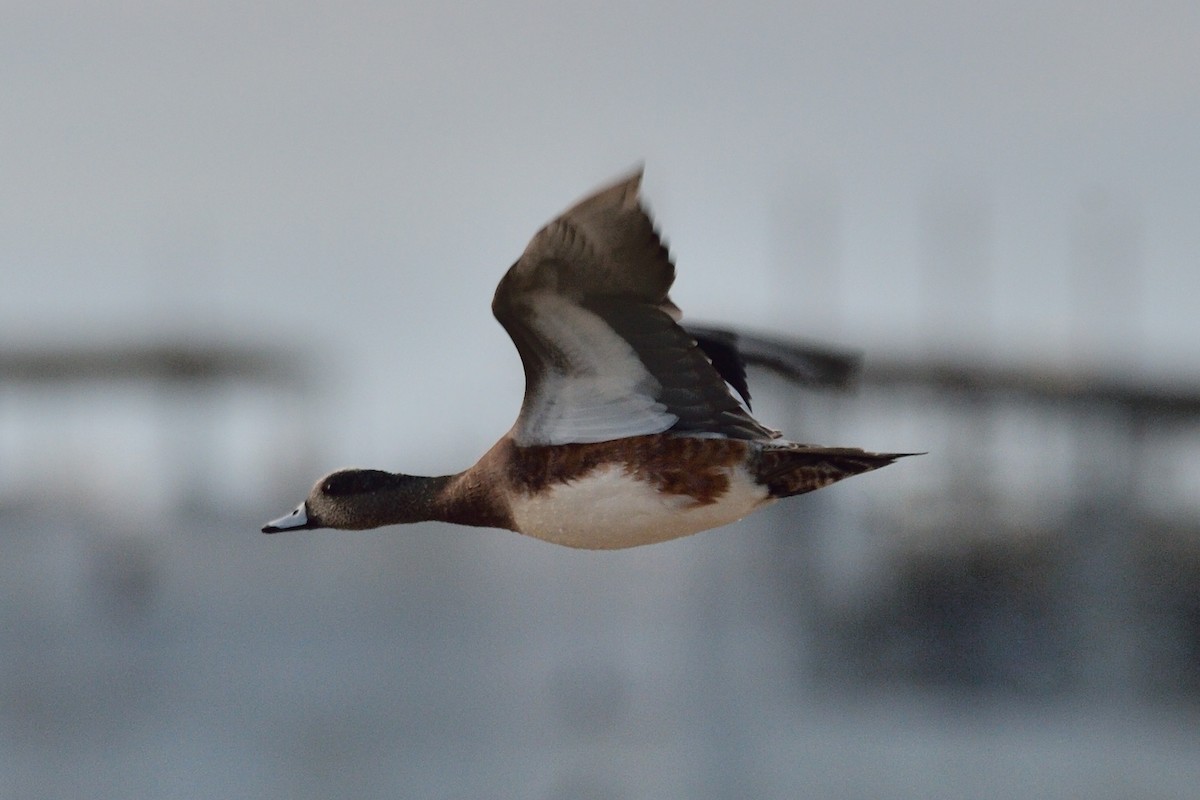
495 435 752 505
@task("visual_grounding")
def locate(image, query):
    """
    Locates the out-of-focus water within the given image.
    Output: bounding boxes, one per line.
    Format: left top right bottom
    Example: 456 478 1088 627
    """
4 502 1199 800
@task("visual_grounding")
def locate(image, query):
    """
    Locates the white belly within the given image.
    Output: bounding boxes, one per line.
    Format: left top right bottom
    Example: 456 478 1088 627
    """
508 465 772 549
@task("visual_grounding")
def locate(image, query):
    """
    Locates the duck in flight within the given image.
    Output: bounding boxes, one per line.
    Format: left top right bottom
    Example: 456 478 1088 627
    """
263 170 913 549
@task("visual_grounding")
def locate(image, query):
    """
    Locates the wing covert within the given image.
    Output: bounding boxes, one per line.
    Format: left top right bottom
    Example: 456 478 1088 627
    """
492 170 776 446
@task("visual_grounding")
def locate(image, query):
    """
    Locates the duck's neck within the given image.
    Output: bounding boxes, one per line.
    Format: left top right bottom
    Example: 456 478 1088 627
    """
429 472 514 531
379 473 460 526
326 470 511 531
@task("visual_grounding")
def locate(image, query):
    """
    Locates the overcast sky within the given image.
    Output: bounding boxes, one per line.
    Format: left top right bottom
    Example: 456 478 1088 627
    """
3 1 1198 468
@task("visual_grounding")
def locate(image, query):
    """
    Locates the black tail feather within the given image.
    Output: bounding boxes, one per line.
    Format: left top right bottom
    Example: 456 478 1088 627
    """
754 446 920 498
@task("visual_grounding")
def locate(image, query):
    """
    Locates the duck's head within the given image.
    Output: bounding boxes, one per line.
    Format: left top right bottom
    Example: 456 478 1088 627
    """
261 469 426 533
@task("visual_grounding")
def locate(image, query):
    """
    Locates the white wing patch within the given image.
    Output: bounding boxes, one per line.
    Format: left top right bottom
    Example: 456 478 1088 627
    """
512 293 678 446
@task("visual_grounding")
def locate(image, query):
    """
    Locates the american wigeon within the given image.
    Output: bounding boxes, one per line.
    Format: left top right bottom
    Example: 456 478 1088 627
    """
263 170 913 549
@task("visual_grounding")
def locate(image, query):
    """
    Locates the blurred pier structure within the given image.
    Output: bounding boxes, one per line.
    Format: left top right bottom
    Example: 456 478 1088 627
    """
3 337 1197 698
3 335 1199 797
0 341 314 515
774 353 1200 698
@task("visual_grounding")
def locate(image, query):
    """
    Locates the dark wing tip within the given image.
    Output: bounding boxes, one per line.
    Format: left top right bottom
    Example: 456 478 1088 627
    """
684 324 863 393
686 328 753 408
563 166 645 217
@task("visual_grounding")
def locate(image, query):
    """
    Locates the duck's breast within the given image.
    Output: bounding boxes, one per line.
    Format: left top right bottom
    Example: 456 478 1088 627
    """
508 463 771 549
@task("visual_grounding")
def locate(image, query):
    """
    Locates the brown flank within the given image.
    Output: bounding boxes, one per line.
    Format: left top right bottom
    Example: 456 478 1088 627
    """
494 435 750 506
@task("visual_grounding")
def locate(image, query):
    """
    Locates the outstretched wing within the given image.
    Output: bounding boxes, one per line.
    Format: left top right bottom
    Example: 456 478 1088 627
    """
683 324 862 409
492 169 776 446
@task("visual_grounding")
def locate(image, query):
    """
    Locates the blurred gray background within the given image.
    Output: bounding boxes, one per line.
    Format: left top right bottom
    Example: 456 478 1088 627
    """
3 2 1199 798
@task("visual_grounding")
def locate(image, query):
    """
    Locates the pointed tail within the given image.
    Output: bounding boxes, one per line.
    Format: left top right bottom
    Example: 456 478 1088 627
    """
753 445 920 498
